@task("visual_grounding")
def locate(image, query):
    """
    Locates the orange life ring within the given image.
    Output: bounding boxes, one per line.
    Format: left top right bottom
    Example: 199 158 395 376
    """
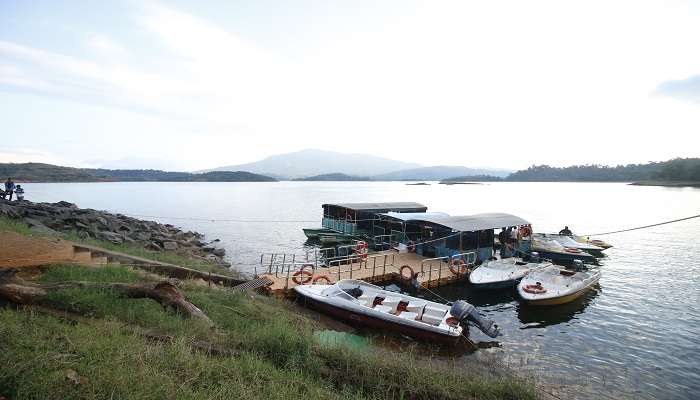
407 241 416 252
399 265 415 281
449 259 469 275
312 275 332 284
292 264 314 285
564 247 581 253
523 284 547 294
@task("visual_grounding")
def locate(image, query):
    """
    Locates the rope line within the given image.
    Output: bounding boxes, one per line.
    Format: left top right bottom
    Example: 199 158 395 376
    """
582 214 700 237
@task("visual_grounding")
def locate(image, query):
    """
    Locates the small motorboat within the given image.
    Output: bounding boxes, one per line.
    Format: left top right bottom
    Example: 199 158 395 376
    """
295 279 500 344
530 237 597 264
517 265 601 306
533 233 606 257
469 257 552 289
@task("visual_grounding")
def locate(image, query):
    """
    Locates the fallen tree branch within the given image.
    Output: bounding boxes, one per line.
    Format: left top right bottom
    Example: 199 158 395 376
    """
0 268 213 327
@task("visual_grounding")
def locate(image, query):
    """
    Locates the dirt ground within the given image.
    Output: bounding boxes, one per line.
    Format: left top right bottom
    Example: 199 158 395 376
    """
0 232 75 268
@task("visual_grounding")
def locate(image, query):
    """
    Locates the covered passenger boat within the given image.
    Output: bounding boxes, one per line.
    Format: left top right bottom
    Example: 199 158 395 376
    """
303 202 428 243
295 279 499 344
378 212 533 263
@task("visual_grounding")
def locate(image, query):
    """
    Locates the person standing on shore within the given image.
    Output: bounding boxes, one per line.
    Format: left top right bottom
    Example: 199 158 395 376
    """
4 178 15 201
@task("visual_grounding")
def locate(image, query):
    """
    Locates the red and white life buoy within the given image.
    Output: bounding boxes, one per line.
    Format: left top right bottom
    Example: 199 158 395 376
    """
449 258 469 275
399 265 415 281
564 247 581 253
523 284 547 294
356 241 369 261
292 264 314 285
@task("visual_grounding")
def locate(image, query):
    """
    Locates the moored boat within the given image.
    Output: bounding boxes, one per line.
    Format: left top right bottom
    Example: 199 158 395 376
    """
469 257 552 289
294 279 500 344
533 233 606 257
530 237 597 264
517 265 601 306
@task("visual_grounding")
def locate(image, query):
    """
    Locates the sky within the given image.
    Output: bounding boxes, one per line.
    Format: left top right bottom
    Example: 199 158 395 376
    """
1 0 699 171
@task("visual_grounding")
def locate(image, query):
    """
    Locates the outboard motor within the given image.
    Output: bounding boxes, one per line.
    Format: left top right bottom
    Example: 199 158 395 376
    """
449 300 500 338
529 252 540 263
572 259 585 271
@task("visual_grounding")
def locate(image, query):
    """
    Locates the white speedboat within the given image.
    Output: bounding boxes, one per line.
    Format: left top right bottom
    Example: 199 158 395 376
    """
469 258 552 289
294 279 499 344
533 233 606 257
517 265 601 306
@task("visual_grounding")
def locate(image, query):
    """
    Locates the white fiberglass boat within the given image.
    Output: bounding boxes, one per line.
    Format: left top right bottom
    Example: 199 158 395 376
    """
295 279 499 344
533 233 605 256
517 265 601 306
469 258 552 289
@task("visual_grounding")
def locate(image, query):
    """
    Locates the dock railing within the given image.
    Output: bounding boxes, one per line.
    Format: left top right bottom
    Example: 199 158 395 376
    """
418 251 476 282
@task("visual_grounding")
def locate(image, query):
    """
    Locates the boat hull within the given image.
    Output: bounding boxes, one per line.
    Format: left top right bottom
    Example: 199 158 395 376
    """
520 285 594 305
296 292 462 345
531 249 596 264
470 278 520 289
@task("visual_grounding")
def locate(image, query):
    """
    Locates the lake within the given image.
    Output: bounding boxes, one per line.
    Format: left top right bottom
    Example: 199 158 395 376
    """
19 181 700 399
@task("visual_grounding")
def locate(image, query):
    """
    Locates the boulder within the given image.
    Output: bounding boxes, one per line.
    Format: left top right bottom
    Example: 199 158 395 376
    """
146 241 163 251
99 231 124 244
162 241 178 251
212 248 226 257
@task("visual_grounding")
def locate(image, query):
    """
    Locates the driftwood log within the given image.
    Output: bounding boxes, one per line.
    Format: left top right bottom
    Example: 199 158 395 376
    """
0 269 213 326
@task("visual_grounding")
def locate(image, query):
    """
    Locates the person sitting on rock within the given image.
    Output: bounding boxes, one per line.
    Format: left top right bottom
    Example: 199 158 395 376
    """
14 185 24 201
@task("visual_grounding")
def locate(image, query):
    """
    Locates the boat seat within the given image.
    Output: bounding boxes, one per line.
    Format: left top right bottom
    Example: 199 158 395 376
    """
380 296 402 313
420 305 447 326
357 294 375 307
398 311 419 321
406 301 428 319
374 305 393 313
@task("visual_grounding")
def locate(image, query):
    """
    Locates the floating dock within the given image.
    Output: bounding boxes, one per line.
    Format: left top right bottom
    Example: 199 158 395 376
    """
257 250 472 298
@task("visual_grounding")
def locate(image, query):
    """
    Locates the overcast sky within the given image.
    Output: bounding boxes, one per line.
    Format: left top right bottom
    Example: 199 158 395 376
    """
1 0 699 171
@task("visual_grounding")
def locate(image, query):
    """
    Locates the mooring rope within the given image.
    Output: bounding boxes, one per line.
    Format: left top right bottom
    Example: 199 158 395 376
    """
582 213 700 237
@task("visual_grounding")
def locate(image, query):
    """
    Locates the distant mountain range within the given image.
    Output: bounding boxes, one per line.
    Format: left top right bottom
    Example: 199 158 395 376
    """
0 163 276 183
202 149 510 180
293 173 370 181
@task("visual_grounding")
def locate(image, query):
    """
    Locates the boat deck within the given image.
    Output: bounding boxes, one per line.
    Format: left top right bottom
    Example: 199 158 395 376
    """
258 250 469 298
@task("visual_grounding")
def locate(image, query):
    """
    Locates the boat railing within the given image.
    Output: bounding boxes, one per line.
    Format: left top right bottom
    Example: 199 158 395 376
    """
418 251 476 282
372 234 394 251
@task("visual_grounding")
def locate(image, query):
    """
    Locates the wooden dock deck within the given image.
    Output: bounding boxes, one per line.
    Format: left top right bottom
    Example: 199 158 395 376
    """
258 250 470 298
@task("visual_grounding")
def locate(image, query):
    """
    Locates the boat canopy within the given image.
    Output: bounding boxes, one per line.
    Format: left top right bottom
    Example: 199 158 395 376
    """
322 202 427 213
380 211 450 221
399 212 529 232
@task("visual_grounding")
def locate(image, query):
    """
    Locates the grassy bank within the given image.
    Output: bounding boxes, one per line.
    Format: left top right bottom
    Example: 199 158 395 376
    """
0 215 236 277
0 264 538 400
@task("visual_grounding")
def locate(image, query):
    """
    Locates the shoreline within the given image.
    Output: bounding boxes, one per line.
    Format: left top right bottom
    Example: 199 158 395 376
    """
629 181 700 188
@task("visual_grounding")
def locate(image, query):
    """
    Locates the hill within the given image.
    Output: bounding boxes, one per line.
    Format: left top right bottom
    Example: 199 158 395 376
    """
0 163 277 182
293 173 370 181
374 166 511 181
441 175 505 182
200 149 422 179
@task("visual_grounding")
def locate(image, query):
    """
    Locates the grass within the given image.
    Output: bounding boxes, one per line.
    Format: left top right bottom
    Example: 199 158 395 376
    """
0 264 539 400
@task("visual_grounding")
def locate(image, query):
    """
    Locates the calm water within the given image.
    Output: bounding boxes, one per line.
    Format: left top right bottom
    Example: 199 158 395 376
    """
21 181 700 399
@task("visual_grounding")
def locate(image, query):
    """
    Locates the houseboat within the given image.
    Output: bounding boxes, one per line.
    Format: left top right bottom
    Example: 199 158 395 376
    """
303 202 428 243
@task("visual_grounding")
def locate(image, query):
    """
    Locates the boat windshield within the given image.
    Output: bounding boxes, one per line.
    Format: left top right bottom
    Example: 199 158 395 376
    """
321 285 358 301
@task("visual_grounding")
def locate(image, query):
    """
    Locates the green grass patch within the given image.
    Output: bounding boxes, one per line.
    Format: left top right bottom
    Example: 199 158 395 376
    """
0 264 539 399
0 215 32 235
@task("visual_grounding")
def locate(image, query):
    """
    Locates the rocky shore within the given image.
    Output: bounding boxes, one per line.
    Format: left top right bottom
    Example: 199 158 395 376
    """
0 199 227 265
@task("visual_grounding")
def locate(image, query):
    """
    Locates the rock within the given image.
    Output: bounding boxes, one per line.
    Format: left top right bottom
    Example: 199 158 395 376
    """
162 241 178 251
95 216 108 226
212 248 226 257
146 241 163 251
134 232 151 241
98 231 124 244
74 221 90 230
77 230 91 239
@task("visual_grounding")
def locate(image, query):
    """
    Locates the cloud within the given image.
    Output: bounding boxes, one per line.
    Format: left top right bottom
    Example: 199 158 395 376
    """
654 75 700 103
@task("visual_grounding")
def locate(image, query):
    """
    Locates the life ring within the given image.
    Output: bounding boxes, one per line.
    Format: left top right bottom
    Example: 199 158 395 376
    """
407 240 416 252
519 225 532 237
590 239 605 246
399 265 414 281
564 247 581 253
292 264 314 285
356 241 369 261
449 259 469 275
312 275 332 284
523 284 547 294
